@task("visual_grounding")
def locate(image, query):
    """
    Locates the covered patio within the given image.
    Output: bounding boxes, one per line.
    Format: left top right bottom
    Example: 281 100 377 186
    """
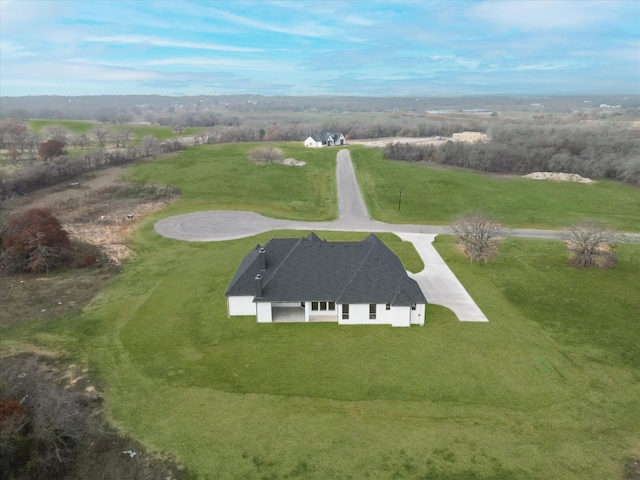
271 306 337 323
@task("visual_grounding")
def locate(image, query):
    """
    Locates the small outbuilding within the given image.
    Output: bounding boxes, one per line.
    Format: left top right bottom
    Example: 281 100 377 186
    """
225 232 426 327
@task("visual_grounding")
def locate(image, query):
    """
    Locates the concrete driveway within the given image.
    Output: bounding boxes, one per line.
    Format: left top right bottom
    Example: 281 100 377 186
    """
396 233 488 322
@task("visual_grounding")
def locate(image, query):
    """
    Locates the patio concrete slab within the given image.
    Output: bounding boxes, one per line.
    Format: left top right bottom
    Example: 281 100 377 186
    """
396 232 488 322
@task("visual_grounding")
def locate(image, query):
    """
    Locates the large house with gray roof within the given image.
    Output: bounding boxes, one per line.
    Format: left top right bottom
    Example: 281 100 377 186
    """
304 131 346 148
225 232 426 327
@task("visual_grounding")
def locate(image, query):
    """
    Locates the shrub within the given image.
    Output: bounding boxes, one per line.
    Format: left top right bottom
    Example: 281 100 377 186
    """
565 223 619 269
0 209 70 274
247 146 284 163
449 212 506 263
38 139 65 160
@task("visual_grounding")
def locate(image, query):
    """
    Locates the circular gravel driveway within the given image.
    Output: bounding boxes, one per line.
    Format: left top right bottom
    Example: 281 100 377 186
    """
154 149 563 242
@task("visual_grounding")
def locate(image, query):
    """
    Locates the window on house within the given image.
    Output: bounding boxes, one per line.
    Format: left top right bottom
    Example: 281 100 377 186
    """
386 303 391 311
320 301 327 310
369 304 376 319
311 302 318 311
329 301 335 311
342 304 349 319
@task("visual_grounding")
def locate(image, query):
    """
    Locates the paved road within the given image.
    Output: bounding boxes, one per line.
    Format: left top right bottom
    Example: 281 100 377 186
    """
336 149 371 224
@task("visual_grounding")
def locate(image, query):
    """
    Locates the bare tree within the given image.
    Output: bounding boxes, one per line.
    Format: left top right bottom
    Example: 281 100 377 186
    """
565 223 618 268
69 133 90 150
7 121 29 153
171 120 185 135
24 131 42 160
0 355 89 480
109 131 122 148
449 212 506 263
45 125 70 145
91 125 110 147
247 146 284 163
140 134 160 157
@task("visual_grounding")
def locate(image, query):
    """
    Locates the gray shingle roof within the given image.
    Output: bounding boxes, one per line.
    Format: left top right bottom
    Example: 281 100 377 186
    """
225 233 427 306
309 131 343 143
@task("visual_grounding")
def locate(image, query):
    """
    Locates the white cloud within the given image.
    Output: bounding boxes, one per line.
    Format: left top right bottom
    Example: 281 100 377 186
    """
85 35 262 53
203 7 339 39
468 0 628 31
144 57 295 71
0 40 34 58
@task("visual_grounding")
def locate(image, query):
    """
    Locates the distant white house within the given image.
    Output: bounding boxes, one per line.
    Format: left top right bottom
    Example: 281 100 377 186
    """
225 232 426 327
304 131 346 148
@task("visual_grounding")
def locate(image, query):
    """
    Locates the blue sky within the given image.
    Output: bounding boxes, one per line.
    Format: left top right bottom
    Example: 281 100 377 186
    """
1 0 638 97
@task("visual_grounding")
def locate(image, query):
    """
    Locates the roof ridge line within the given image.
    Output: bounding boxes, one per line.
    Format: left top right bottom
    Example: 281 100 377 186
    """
262 237 304 287
336 244 374 303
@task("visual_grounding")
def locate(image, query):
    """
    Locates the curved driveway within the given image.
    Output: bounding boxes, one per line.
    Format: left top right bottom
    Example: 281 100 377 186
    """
154 150 566 322
155 150 449 241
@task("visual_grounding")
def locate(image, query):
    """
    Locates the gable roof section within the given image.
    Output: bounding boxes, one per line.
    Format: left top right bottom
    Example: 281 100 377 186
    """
309 131 342 143
225 232 426 306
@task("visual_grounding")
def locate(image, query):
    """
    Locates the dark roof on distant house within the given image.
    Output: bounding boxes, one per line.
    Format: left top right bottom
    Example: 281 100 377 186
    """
309 131 343 142
225 232 427 307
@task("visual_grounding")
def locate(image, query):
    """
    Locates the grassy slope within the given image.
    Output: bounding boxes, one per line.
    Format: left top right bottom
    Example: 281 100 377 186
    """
29 119 95 134
350 146 640 231
28 120 203 142
126 143 339 220
4 223 638 480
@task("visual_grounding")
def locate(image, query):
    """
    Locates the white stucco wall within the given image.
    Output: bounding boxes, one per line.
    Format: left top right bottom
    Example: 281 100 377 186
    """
227 296 255 316
304 137 322 147
229 297 425 327
256 302 273 323
338 303 393 325
410 303 425 326
392 306 411 327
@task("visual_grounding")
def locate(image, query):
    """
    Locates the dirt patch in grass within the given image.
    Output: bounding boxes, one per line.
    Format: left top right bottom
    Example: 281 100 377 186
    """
3 164 180 264
351 136 449 147
1 163 180 328
622 456 640 480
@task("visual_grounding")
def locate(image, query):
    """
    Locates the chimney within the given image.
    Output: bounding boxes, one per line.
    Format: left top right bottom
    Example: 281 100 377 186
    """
258 247 266 271
255 274 263 298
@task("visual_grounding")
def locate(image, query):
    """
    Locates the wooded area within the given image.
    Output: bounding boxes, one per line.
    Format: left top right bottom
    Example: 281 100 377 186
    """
384 122 640 186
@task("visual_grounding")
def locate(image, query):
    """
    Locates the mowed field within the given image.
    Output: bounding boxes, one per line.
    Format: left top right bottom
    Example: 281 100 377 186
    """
351 146 640 232
2 143 639 479
28 119 204 142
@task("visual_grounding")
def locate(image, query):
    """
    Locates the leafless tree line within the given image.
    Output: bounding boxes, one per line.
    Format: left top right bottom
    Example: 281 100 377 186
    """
0 140 183 199
384 122 640 186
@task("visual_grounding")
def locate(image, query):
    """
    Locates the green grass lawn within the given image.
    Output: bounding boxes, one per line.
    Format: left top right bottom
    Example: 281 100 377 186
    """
350 146 640 231
2 144 639 479
28 120 202 143
29 119 95 134
2 222 638 479
129 124 176 141
125 143 339 220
